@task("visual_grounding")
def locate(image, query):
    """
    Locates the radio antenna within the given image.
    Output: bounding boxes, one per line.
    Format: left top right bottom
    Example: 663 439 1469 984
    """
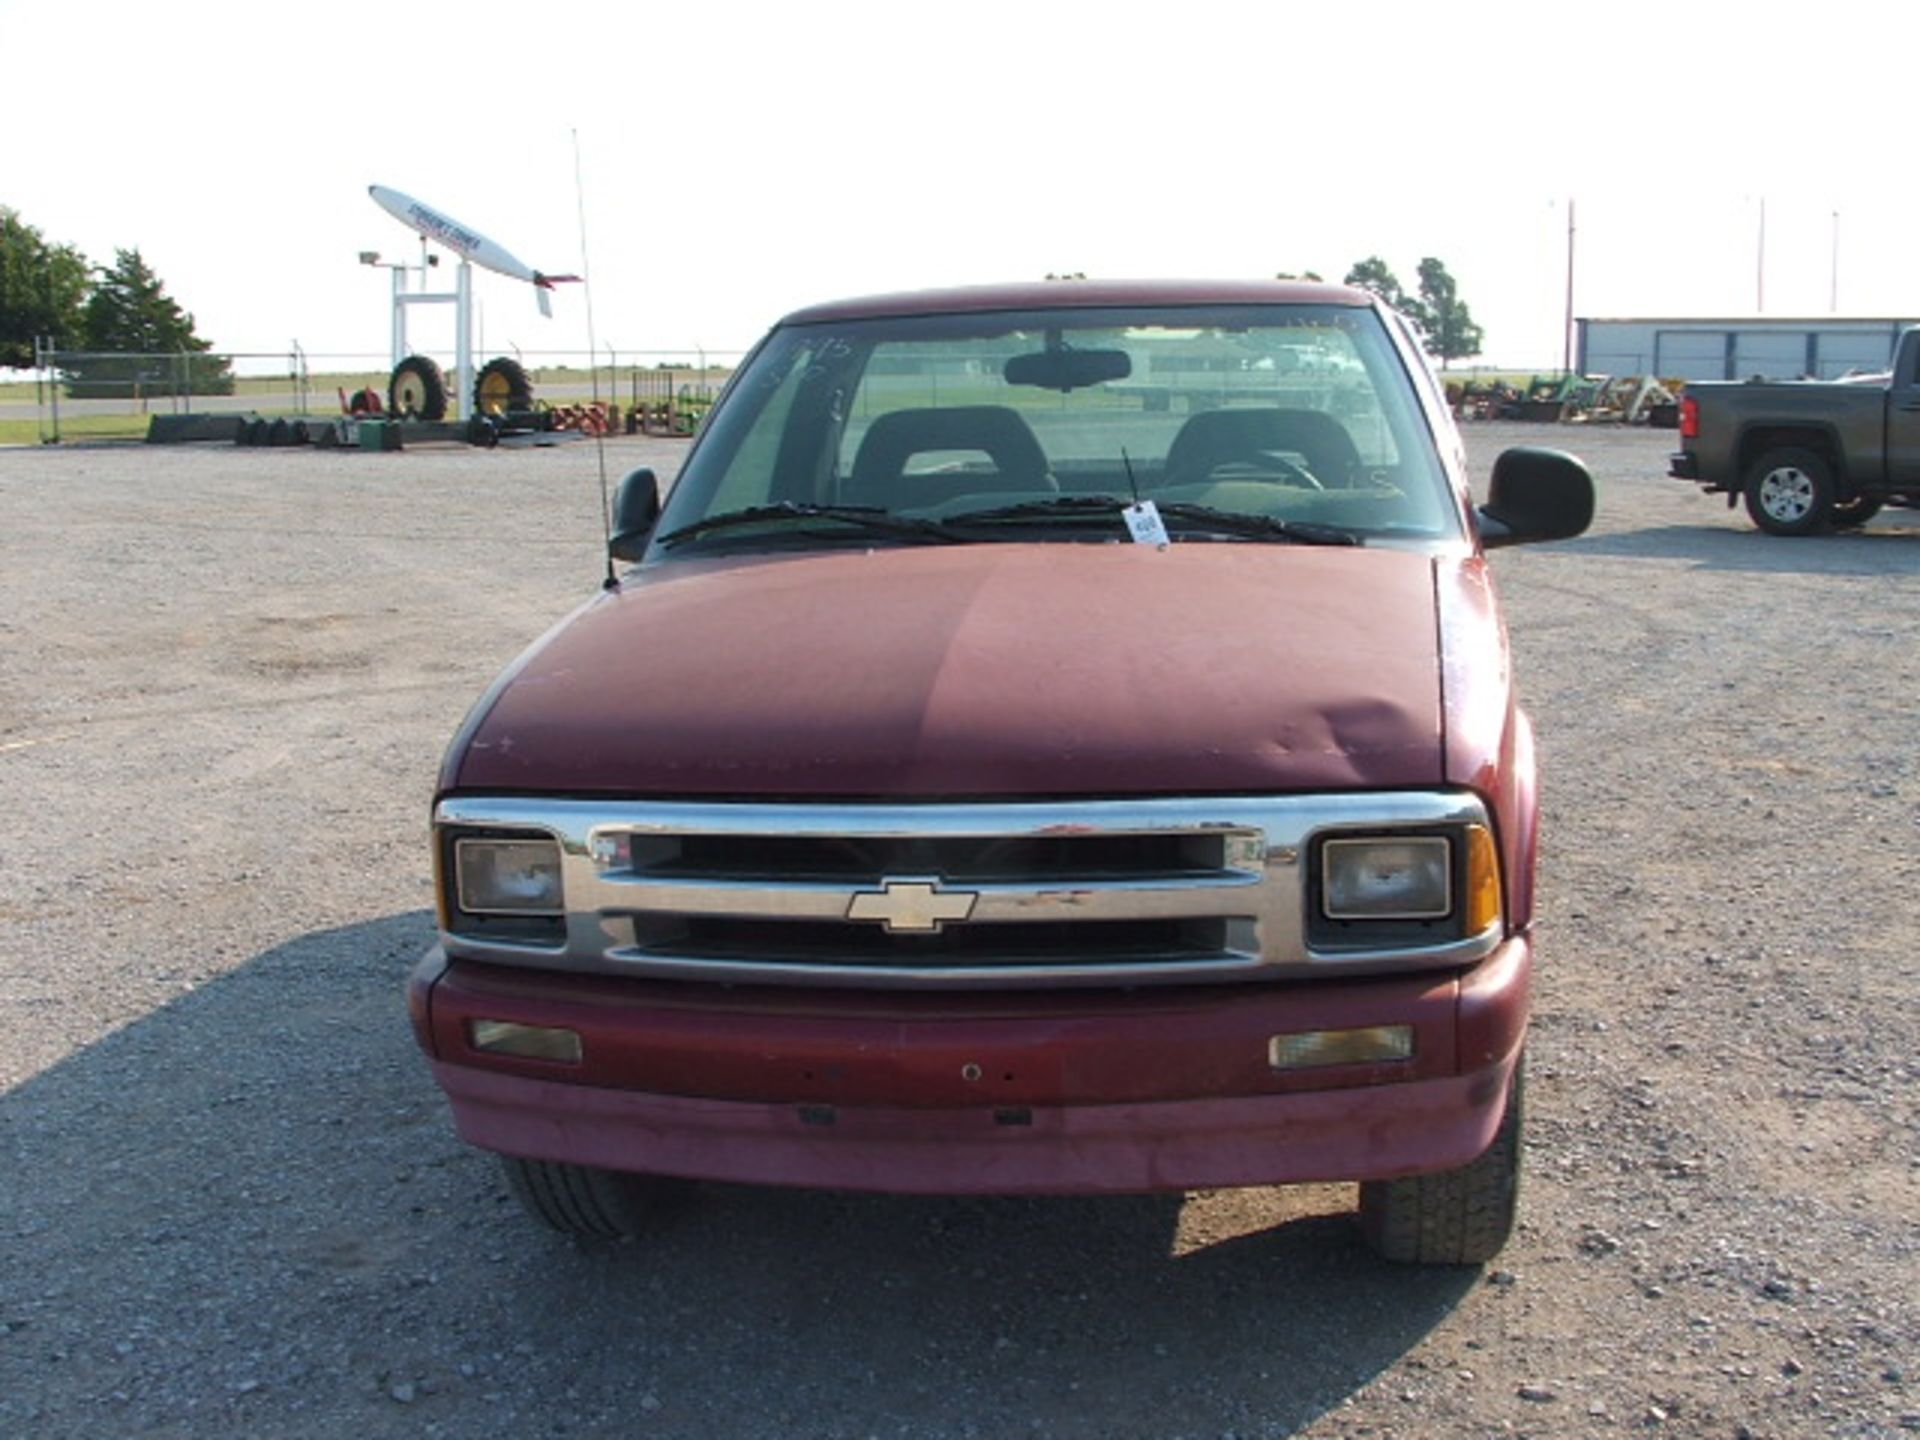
572 127 617 589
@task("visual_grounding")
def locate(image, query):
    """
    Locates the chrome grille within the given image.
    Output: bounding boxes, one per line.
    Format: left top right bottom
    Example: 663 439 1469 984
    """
435 794 1500 989
618 829 1233 884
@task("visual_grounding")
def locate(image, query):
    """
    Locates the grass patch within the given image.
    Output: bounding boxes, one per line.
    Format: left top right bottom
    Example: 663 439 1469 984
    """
0 415 151 444
1439 368 1570 388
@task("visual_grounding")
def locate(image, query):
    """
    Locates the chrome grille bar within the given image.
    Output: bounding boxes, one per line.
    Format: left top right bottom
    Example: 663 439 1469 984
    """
587 873 1263 924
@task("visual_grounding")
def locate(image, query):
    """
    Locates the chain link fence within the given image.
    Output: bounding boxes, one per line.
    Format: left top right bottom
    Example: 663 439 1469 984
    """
7 343 743 444
11 346 247 443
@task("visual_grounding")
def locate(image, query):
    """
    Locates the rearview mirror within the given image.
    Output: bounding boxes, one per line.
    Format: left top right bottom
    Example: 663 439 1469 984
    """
1479 447 1594 548
609 467 660 561
1004 347 1131 391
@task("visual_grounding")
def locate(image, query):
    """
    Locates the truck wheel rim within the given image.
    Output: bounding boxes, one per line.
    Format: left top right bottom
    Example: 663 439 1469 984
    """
1759 468 1814 521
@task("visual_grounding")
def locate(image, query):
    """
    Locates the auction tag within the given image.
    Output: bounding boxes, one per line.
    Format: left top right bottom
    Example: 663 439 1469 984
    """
1122 500 1171 547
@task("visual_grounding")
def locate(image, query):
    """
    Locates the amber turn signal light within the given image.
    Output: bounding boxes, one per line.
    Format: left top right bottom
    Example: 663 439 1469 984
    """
1268 1025 1414 1070
468 1020 583 1064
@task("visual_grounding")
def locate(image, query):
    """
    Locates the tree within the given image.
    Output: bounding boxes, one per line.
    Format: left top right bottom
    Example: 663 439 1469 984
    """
1344 255 1484 365
1343 256 1421 330
0 207 90 369
69 248 231 397
1414 257 1483 367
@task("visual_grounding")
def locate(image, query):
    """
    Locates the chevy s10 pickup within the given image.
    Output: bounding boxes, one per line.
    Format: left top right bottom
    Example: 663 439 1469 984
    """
408 279 1593 1265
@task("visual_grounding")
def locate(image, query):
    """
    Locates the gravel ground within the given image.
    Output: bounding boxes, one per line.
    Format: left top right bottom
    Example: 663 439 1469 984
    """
0 423 1914 1439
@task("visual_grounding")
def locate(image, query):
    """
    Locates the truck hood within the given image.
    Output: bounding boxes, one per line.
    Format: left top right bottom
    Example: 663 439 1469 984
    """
448 544 1450 797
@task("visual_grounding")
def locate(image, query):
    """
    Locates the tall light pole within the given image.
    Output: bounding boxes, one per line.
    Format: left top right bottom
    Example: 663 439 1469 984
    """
1830 210 1840 313
1563 198 1576 376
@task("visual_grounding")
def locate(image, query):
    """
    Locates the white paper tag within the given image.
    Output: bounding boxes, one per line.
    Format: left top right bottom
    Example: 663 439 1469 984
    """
1122 500 1171 547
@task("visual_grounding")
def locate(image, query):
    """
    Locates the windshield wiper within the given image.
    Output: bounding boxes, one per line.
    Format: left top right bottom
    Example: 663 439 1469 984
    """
655 502 967 549
1153 502 1363 546
943 495 1133 524
946 494 1362 545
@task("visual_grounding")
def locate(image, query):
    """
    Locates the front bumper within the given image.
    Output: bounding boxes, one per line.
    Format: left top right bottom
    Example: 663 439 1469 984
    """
410 938 1529 1194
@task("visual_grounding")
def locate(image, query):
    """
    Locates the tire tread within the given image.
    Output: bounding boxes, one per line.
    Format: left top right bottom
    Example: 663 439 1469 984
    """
1359 1062 1523 1266
502 1156 664 1239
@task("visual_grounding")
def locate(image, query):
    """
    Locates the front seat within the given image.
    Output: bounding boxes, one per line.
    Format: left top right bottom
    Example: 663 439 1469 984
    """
844 405 1055 509
1162 407 1362 488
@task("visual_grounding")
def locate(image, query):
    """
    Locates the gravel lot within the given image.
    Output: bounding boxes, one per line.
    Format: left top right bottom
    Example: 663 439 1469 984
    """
1 423 1915 1439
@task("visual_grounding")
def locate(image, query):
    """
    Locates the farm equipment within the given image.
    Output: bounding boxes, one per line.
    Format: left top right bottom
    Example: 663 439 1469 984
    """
623 368 716 436
362 184 578 425
1448 371 1685 427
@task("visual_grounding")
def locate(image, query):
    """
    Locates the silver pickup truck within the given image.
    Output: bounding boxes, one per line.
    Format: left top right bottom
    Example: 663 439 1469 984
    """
1670 328 1920 533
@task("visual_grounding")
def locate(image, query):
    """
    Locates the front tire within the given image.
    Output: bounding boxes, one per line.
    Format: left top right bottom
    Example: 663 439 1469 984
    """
501 1156 688 1239
1359 1059 1523 1265
1743 446 1834 535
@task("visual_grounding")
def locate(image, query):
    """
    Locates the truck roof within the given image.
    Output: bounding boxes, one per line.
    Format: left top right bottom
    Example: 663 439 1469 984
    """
781 278 1375 326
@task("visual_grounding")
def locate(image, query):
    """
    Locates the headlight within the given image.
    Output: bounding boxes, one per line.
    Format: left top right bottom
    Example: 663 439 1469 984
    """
454 837 564 915
1321 836 1452 919
1311 823 1504 955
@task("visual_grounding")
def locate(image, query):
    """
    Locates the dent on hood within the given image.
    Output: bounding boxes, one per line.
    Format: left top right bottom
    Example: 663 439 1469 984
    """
1252 695 1441 788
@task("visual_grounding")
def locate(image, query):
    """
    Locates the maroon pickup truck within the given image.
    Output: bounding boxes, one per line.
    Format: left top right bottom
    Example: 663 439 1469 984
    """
408 280 1593 1264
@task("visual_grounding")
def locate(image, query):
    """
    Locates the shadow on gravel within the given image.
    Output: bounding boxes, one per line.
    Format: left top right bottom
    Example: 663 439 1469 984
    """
1557 519 1920 576
0 914 1478 1439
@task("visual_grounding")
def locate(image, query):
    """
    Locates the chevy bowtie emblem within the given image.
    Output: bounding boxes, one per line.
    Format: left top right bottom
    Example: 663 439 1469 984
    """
846 879 979 933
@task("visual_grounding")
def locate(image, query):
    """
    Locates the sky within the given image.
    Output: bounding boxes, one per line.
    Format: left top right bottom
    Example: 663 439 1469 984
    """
3 0 1914 373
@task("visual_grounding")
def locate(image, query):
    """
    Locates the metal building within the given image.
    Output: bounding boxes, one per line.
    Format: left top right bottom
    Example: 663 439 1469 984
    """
1576 317 1916 382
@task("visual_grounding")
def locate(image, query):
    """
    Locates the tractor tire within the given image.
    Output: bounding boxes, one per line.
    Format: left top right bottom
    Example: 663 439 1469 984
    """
474 356 535 417
388 354 449 421
501 1156 691 1240
1358 1058 1524 1266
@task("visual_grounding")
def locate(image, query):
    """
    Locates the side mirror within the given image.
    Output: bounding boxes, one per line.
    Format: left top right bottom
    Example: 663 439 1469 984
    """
609 467 660 561
1479 447 1594 548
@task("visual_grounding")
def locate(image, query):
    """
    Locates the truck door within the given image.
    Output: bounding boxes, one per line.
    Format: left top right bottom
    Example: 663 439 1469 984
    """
1891 332 1920 486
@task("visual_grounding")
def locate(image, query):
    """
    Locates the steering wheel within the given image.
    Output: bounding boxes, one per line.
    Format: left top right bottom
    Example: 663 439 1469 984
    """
1192 449 1326 490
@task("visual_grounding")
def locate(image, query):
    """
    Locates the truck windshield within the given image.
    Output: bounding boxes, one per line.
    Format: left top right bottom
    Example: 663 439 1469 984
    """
654 304 1457 553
